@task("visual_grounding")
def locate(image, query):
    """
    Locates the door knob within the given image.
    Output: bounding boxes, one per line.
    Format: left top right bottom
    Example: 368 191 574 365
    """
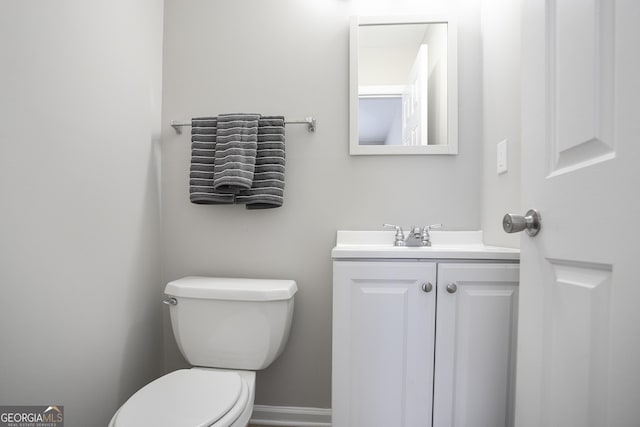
446 282 457 294
421 282 433 293
503 209 541 236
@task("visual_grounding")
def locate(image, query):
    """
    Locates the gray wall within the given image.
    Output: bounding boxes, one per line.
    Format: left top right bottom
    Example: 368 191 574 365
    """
480 0 522 247
161 0 483 408
0 1 164 425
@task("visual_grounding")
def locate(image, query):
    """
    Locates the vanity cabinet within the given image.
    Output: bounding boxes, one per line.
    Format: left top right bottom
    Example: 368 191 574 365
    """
332 260 519 427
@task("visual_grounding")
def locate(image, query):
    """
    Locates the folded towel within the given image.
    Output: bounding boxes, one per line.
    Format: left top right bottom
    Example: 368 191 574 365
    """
189 117 234 204
213 113 260 193
236 116 286 209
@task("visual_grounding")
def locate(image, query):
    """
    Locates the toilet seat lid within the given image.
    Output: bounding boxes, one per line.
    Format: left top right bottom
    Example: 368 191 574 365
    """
113 369 243 427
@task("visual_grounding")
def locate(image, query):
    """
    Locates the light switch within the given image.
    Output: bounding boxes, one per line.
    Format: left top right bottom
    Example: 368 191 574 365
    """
497 139 508 174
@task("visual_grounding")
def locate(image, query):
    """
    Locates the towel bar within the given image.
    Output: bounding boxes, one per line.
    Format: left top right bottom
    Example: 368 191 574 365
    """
171 117 316 135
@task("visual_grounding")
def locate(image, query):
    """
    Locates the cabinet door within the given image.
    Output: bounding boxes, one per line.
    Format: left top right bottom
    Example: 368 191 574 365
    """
433 263 519 427
332 261 437 427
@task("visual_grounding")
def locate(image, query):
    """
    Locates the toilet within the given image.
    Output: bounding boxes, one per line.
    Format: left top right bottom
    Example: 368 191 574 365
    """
109 276 297 427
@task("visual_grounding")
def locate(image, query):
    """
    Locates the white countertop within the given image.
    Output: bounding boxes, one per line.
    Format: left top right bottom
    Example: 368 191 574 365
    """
331 230 520 260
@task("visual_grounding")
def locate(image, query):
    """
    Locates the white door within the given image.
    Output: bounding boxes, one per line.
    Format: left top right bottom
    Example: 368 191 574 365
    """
332 261 437 427
433 263 519 427
402 44 428 146
515 1 640 426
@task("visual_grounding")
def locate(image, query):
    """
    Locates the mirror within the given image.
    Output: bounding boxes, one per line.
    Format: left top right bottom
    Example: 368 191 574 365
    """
350 16 458 155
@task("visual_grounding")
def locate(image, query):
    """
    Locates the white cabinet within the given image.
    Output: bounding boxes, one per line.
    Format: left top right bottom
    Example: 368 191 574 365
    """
433 263 519 427
332 260 519 427
333 261 437 427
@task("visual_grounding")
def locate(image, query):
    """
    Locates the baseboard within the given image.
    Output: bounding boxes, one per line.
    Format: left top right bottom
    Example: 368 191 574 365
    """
250 405 332 426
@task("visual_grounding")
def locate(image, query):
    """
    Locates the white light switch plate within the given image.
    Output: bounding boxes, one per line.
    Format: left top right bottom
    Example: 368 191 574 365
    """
497 139 508 174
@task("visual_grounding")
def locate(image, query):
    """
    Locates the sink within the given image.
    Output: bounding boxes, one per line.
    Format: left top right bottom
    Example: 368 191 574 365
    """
331 230 520 260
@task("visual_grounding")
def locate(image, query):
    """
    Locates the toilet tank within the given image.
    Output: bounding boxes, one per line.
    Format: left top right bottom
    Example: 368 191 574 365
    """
165 276 297 370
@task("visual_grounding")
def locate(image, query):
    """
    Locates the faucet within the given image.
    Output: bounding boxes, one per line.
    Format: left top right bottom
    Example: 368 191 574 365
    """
384 223 443 247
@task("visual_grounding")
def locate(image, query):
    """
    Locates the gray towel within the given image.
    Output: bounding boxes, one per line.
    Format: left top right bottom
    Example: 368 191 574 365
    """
213 113 260 193
236 116 286 209
189 117 234 204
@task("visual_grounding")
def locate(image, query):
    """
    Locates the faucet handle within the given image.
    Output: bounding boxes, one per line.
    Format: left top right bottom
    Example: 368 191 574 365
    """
420 224 443 247
383 223 403 231
383 224 406 246
423 223 443 230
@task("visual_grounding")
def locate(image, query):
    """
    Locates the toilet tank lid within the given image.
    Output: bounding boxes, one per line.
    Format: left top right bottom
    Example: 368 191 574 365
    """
165 276 298 301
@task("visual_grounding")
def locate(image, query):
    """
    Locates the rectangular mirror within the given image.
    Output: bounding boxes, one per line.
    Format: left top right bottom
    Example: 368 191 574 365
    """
350 15 458 155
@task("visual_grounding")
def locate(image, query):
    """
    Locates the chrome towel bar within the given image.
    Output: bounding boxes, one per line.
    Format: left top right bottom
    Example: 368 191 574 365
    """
170 116 316 134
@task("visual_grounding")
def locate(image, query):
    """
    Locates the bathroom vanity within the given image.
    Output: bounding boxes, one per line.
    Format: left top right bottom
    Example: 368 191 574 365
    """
331 230 519 427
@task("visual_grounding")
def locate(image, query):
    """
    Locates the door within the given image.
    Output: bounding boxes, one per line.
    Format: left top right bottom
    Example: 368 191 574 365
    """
403 44 428 146
332 261 436 427
433 263 519 427
516 1 640 426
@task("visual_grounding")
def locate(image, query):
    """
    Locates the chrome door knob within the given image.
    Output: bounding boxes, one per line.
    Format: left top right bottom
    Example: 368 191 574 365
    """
421 282 433 293
503 209 541 236
446 282 457 294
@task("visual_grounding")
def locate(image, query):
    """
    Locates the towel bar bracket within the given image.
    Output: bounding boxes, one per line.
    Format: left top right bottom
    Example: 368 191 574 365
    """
170 117 316 135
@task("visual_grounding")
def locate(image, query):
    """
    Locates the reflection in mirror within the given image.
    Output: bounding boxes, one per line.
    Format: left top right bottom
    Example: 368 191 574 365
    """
359 96 403 145
350 16 458 155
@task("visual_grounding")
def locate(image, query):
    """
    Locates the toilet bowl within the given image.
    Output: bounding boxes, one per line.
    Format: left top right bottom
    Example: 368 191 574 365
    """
109 277 297 427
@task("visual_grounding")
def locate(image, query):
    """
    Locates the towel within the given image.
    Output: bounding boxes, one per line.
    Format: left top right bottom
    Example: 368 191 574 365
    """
213 113 260 193
236 116 286 209
189 117 235 204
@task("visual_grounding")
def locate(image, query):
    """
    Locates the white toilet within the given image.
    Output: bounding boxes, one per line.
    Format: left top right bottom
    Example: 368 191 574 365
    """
109 276 297 427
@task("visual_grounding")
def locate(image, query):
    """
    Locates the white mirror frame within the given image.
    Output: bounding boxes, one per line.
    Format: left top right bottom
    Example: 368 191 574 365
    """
349 15 458 155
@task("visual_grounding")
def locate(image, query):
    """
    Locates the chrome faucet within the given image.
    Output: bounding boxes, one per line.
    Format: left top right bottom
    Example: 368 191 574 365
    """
406 226 425 246
384 223 443 247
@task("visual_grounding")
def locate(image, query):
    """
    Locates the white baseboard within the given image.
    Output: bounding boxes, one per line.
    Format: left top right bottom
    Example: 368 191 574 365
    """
250 405 332 426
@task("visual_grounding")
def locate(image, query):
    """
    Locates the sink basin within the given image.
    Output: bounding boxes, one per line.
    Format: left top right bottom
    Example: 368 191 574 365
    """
331 230 520 260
